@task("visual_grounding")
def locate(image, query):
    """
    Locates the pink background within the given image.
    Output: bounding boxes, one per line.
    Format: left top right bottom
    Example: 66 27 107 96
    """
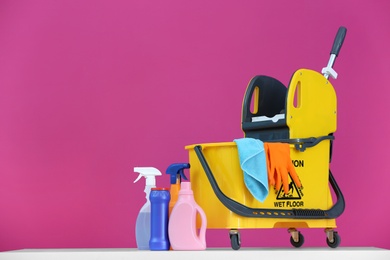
1 0 389 251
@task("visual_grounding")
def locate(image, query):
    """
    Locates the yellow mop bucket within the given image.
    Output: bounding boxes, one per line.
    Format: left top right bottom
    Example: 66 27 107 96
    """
185 27 347 249
186 139 335 229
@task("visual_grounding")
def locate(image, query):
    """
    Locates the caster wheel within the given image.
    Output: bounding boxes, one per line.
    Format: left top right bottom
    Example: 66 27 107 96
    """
290 232 304 248
230 232 241 250
326 231 341 248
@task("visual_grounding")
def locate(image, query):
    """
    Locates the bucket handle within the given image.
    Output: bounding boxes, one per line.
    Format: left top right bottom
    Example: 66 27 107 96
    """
193 145 345 219
266 135 335 152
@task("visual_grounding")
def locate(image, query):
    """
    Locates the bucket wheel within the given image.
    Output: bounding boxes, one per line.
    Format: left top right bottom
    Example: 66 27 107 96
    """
288 228 304 248
229 229 241 250
325 228 341 248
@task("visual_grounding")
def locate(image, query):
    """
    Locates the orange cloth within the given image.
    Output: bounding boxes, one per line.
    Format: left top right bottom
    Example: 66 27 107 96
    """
264 142 302 193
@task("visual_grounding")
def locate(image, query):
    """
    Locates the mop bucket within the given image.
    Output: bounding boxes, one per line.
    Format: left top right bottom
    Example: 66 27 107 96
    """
185 27 347 249
186 138 337 229
185 137 344 249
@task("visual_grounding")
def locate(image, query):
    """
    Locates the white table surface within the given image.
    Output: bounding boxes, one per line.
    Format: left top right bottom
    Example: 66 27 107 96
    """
0 247 389 260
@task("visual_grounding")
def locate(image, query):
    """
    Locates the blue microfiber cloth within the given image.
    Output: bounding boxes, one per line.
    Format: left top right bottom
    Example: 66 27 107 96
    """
233 137 269 202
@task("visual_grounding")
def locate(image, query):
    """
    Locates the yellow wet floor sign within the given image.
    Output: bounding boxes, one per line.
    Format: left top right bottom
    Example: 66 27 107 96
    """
275 176 304 207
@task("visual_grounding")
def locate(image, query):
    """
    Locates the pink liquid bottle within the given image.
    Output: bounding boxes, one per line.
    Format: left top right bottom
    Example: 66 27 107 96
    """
168 181 207 250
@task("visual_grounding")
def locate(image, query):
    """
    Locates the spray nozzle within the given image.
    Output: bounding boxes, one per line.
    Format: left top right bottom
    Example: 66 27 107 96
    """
166 163 189 184
134 167 162 186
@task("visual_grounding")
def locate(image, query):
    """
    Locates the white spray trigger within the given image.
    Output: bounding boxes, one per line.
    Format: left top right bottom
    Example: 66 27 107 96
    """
133 167 162 186
134 173 143 183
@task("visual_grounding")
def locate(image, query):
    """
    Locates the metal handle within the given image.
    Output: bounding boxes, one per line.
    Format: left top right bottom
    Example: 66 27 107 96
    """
322 26 348 80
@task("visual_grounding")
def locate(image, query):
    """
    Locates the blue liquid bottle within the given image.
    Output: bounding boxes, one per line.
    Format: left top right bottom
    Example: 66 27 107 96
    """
149 187 170 250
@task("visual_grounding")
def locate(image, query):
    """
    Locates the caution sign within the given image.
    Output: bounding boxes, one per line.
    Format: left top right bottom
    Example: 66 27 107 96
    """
276 180 302 200
273 177 304 208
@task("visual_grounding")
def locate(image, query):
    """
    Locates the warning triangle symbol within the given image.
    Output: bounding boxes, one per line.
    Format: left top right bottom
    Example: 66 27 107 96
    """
276 179 302 200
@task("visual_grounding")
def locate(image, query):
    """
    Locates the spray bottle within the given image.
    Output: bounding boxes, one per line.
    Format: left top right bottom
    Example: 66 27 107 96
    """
134 167 162 250
165 163 189 215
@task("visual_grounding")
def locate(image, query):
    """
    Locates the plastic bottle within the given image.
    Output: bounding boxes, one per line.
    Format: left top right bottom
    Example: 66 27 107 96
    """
165 163 190 215
133 167 162 250
149 187 170 250
168 181 207 250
